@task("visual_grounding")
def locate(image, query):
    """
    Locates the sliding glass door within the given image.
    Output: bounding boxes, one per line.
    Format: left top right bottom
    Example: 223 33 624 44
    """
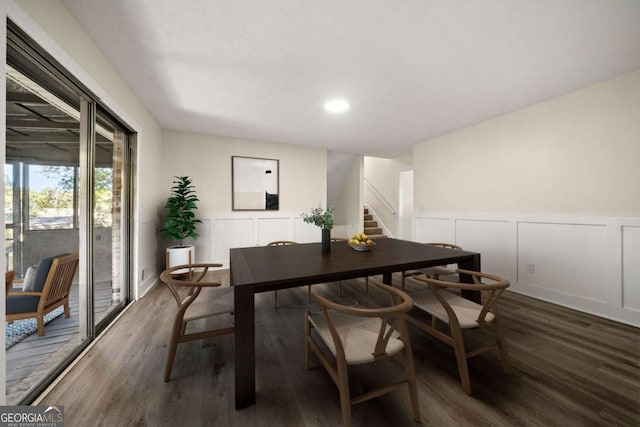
5 22 134 404
93 111 131 330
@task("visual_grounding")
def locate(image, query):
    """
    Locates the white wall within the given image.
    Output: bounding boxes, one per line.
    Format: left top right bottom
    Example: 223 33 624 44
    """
332 155 364 239
398 169 414 240
1 0 165 401
363 155 412 237
413 70 640 326
161 130 327 265
414 70 640 216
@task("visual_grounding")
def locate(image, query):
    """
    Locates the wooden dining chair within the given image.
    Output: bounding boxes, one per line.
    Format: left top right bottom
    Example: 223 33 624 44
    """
329 237 369 297
406 269 511 394
160 263 234 382
401 242 463 290
267 241 300 308
305 279 420 426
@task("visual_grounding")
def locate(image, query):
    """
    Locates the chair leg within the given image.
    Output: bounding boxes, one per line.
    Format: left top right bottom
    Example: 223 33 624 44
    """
274 290 279 309
365 277 369 293
493 318 512 374
304 312 311 370
308 285 312 303
451 327 471 394
64 302 71 318
337 362 351 427
402 350 421 422
165 318 183 382
401 271 406 291
338 281 343 297
37 315 45 336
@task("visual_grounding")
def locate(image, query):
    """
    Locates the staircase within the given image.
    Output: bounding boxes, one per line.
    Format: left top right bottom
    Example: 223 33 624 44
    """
363 208 386 238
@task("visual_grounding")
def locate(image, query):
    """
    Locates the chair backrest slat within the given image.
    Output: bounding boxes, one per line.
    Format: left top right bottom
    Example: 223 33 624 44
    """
267 241 298 246
40 254 79 306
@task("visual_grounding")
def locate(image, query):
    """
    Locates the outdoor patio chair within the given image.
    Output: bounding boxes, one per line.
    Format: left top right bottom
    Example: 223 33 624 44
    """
5 270 15 295
6 253 79 336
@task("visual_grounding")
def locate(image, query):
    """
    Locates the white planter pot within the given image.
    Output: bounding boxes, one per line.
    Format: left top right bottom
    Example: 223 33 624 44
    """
166 245 195 275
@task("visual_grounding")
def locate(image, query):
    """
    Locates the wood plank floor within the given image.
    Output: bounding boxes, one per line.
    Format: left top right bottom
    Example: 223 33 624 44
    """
39 271 639 426
6 280 117 404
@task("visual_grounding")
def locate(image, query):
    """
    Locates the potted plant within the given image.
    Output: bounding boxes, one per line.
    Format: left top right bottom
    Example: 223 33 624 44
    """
301 206 335 253
161 176 202 272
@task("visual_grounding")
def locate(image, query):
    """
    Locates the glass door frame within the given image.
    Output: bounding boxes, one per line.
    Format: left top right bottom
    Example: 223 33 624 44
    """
6 19 136 403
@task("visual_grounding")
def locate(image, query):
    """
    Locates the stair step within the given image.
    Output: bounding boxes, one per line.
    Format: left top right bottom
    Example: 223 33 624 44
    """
364 220 378 228
364 208 369 214
363 214 373 221
364 227 383 235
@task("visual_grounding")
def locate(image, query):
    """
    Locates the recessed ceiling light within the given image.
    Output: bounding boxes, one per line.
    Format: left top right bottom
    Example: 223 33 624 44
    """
324 99 350 113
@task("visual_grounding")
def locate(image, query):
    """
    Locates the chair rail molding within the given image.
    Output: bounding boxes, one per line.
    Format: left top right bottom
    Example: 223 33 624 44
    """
413 212 640 327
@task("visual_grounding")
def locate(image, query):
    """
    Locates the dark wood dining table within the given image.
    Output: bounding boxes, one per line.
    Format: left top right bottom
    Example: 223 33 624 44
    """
229 237 481 409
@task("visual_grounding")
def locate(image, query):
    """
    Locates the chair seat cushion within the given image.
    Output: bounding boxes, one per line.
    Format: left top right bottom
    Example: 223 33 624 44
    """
308 311 404 365
6 294 40 314
412 290 494 328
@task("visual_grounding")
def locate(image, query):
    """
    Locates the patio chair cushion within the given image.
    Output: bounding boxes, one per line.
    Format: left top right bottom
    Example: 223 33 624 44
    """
6 294 40 314
22 265 37 292
32 254 68 293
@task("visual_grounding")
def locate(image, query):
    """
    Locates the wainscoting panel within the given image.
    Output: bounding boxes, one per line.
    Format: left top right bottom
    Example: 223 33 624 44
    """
257 217 292 246
414 213 640 326
213 218 254 265
456 219 516 283
206 212 328 266
622 226 640 311
294 218 321 243
193 219 210 263
414 217 455 243
138 220 160 298
517 222 607 303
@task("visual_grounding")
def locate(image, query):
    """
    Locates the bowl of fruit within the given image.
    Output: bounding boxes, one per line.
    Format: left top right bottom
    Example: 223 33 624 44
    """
348 233 376 251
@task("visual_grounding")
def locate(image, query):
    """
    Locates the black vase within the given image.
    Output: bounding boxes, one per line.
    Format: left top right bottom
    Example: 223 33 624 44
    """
321 228 331 254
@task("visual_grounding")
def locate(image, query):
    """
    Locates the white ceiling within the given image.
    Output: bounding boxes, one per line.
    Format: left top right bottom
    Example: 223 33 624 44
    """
62 0 640 157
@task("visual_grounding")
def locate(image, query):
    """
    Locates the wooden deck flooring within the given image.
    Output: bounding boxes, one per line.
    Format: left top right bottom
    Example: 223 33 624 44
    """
6 280 119 404
38 271 639 426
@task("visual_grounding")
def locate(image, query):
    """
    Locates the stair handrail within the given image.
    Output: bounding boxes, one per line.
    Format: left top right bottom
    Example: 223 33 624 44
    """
364 177 397 215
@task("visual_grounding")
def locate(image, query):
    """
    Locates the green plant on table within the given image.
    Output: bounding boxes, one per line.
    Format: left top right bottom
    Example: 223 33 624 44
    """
301 206 335 230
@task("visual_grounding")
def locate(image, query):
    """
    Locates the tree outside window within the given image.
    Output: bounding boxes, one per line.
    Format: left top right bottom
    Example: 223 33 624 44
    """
30 165 113 229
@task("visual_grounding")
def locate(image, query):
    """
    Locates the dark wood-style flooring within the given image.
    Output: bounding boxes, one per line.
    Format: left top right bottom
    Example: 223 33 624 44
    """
39 272 639 426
